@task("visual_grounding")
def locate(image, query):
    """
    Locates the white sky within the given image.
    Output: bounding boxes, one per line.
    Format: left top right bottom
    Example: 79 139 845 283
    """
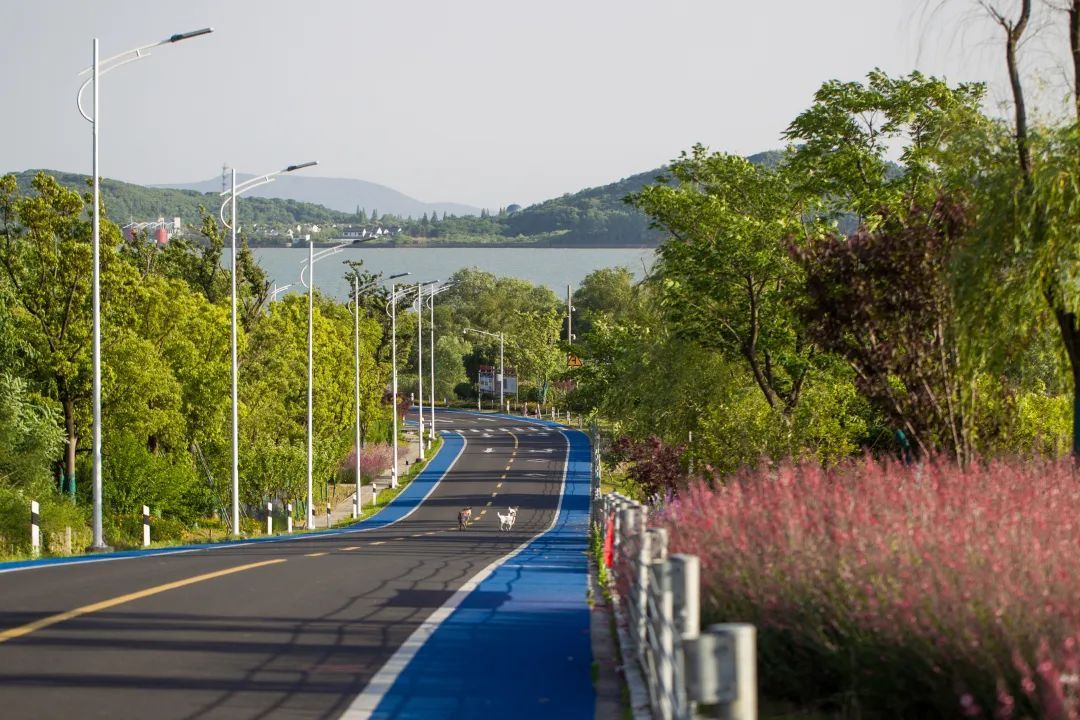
0 1 1072 209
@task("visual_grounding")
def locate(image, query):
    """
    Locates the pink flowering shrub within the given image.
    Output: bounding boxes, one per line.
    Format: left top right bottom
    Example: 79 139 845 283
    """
653 456 1080 718
339 442 394 484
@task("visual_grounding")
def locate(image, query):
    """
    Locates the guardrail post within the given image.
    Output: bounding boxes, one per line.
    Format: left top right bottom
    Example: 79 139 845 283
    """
267 501 273 535
287 503 294 533
30 500 40 556
142 505 150 547
670 554 700 719
688 624 757 720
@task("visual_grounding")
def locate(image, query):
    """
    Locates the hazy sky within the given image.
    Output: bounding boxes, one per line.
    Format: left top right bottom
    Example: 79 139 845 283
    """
0 1 1065 208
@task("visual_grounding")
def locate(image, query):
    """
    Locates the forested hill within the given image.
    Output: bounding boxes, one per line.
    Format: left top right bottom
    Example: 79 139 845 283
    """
10 170 353 228
7 149 791 247
498 150 788 246
502 168 663 246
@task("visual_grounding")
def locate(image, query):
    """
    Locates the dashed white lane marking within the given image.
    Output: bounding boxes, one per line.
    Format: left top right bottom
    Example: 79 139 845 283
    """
305 552 328 557
496 482 503 489
491 492 498 498
343 546 363 551
341 419 572 719
485 500 492 507
371 541 386 546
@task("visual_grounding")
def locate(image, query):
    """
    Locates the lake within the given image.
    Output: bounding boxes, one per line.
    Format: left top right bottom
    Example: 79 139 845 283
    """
253 246 657 300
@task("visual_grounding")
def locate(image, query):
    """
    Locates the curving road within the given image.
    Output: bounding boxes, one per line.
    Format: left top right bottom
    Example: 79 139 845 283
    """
0 410 594 719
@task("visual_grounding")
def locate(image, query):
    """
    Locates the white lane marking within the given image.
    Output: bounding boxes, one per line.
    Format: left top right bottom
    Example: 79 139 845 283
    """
483 448 493 454
342 418 574 719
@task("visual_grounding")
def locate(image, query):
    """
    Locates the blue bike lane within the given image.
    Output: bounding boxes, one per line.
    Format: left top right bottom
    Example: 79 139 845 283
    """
347 420 595 720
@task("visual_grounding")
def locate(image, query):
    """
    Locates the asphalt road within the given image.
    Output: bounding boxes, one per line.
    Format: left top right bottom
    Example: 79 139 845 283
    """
0 410 579 719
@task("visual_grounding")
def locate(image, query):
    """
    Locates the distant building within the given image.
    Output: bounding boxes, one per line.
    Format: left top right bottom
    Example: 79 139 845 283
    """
121 216 180 245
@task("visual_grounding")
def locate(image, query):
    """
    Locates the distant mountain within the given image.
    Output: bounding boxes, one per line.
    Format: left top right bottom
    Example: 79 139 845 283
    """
153 174 481 219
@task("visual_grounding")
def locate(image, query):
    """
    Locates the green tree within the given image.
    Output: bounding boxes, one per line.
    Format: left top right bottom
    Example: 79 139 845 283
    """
0 172 124 494
783 69 985 226
629 147 812 416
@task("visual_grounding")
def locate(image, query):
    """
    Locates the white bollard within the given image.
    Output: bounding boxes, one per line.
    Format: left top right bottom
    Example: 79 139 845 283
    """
30 500 40 556
326 503 331 529
142 505 150 547
287 503 293 533
372 483 378 508
267 502 273 535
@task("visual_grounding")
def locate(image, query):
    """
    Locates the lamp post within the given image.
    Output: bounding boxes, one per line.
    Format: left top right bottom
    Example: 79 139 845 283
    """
348 271 406 517
425 283 454 449
76 27 213 551
464 327 505 410
219 161 317 537
416 283 425 461
413 281 439 460
385 278 415 488
297 238 361 528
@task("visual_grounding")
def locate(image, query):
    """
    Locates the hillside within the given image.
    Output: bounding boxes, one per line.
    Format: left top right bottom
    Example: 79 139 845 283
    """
156 174 481 219
7 149 800 248
10 170 353 231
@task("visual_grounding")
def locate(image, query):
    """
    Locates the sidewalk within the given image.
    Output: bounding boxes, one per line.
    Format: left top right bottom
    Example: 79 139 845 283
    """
325 431 425 527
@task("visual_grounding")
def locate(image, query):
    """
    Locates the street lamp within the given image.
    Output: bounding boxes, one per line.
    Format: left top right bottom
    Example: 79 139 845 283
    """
348 271 406 517
298 237 365 528
464 327 506 411
425 283 455 449
76 27 214 551
414 280 441 461
219 161 317 537
385 280 432 487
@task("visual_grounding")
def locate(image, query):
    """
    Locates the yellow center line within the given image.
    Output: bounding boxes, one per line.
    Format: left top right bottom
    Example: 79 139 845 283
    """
0 558 286 645
305 552 328 557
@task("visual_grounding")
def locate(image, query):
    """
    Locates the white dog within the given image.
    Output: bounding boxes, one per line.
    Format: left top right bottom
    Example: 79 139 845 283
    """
498 507 519 531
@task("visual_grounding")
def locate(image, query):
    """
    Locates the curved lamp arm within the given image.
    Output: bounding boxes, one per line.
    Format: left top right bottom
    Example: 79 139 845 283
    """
219 161 318 229
77 28 214 123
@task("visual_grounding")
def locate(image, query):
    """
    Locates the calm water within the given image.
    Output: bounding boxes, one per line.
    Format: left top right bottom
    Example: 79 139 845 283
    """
253 246 656 300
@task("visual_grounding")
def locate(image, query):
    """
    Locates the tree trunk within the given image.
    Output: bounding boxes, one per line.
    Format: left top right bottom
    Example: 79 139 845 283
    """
63 395 77 496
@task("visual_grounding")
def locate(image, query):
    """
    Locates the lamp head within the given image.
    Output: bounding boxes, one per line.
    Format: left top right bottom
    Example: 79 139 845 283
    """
169 27 214 43
284 161 318 173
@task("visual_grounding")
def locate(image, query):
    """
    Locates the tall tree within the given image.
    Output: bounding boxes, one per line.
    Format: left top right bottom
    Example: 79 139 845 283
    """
629 147 812 416
0 173 121 493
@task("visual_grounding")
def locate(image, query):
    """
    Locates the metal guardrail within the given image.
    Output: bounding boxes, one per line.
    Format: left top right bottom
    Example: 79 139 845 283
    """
599 492 757 720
